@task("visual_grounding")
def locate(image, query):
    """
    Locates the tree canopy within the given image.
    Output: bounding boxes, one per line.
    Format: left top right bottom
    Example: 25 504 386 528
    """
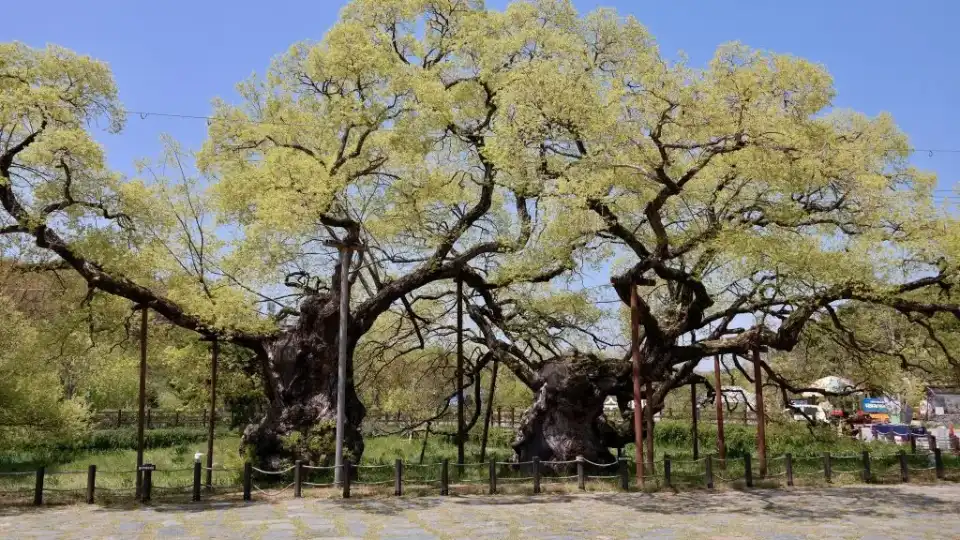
3 0 960 463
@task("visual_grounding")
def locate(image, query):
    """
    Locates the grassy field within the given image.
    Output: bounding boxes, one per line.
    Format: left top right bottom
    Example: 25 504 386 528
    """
2 420 957 502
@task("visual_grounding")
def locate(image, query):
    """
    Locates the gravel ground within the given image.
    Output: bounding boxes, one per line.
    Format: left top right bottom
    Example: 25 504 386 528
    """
2 483 959 539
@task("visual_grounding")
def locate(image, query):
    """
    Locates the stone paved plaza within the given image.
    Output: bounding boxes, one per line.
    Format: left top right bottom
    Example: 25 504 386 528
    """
2 484 960 539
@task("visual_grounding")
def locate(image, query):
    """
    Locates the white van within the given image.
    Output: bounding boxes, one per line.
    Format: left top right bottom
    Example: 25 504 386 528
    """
786 404 828 423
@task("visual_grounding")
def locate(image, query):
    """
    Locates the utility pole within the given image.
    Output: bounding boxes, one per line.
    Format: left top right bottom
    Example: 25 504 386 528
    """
327 239 363 485
630 285 645 484
456 276 465 472
753 346 767 477
135 305 148 500
205 339 219 488
714 354 726 467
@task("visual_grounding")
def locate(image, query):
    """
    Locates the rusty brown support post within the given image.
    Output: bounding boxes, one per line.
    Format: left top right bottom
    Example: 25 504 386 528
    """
646 380 655 476
456 277 465 473
714 355 727 467
206 339 219 488
135 306 148 500
630 285 645 486
752 347 767 477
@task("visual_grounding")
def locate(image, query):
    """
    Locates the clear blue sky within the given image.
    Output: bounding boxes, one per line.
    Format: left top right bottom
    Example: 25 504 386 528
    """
3 0 958 198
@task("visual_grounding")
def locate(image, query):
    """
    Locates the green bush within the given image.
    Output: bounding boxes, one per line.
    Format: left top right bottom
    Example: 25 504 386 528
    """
34 427 230 453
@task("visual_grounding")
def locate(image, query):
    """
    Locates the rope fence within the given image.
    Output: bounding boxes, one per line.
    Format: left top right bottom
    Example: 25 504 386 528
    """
4 447 960 505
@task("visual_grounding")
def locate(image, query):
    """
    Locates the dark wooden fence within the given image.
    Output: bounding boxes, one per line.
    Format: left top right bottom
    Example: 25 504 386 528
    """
91 409 231 430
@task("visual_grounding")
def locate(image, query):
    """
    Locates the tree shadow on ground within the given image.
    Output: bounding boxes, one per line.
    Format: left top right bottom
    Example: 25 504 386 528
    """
595 485 960 522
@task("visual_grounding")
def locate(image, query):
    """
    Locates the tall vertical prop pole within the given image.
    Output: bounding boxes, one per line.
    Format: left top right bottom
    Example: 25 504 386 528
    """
753 346 767 477
479 358 499 463
334 246 352 485
714 354 727 467
456 276 465 472
646 379 655 476
630 286 645 484
691 382 699 459
205 339 219 488
135 306 148 499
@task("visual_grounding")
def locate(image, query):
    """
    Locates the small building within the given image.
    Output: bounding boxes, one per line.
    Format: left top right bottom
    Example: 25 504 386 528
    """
922 387 960 424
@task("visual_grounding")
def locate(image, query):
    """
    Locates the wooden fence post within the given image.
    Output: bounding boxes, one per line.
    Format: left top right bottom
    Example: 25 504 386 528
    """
497 407 502 427
86 464 96 504
488 460 497 495
663 455 672 488
294 460 302 498
861 451 871 483
899 450 909 483
174 411 180 427
744 453 753 488
929 434 938 452
142 465 153 502
34 466 44 506
395 459 403 496
117 409 122 428
243 463 252 501
823 452 832 483
618 457 628 491
785 454 793 487
510 408 515 427
576 456 585 491
343 459 352 499
192 460 202 501
440 459 449 496
147 408 152 430
533 457 541 494
910 433 917 454
705 455 714 489
934 449 944 480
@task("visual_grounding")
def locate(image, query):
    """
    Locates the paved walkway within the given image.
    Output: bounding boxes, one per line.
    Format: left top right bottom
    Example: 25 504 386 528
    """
3 484 960 539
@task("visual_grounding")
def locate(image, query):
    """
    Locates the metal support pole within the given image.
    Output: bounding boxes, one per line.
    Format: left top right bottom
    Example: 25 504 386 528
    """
691 383 699 460
456 277 465 473
206 339 219 488
630 285 644 486
135 306 148 500
714 355 726 467
752 347 767 477
333 244 354 485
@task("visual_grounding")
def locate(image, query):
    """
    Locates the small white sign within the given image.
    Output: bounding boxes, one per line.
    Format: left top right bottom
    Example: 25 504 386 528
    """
935 407 945 416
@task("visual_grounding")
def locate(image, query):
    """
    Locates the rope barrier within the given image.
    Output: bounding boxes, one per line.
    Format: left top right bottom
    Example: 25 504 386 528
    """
46 470 89 475
302 481 335 487
353 479 395 486
0 471 35 476
580 459 618 468
302 464 336 470
355 464 395 469
496 460 535 466
253 482 295 497
252 466 295 475
541 460 579 466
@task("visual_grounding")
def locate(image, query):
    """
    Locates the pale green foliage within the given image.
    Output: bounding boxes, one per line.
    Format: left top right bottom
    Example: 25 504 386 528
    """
0 296 89 448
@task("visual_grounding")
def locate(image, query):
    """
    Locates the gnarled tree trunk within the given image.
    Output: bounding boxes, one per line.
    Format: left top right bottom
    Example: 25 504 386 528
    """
241 295 366 468
512 353 637 464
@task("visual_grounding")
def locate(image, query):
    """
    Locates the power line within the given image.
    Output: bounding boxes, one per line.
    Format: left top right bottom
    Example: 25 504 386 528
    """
124 109 960 155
